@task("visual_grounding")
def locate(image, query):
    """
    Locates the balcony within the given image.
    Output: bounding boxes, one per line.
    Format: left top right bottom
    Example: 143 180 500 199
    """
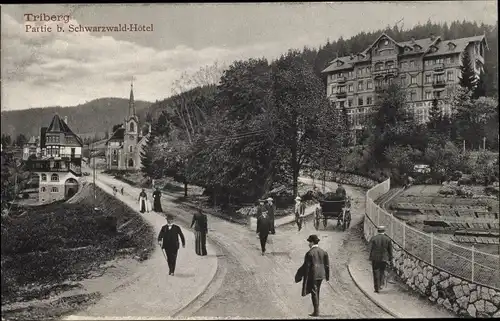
433 63 445 73
336 91 347 98
28 159 82 176
337 76 347 83
372 67 399 77
432 79 446 88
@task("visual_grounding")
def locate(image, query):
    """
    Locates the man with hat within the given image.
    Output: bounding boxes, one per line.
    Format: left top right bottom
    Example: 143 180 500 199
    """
256 210 272 255
295 196 306 231
157 214 186 276
368 225 393 293
266 197 276 234
295 234 330 317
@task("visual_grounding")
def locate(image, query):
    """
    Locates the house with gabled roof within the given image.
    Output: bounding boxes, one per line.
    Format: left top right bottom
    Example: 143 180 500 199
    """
322 32 488 131
105 82 151 171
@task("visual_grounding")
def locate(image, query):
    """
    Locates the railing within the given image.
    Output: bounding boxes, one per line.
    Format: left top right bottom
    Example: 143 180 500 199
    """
372 67 399 76
365 179 500 290
432 79 446 87
433 63 445 70
336 91 347 98
337 76 347 83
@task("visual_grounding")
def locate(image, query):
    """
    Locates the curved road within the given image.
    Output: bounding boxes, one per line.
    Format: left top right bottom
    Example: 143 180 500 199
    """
95 173 391 318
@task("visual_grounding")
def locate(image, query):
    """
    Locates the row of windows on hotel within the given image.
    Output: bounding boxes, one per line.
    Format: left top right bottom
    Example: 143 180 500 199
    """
333 89 449 108
39 173 61 181
45 146 77 157
46 136 78 144
40 186 60 193
329 56 459 81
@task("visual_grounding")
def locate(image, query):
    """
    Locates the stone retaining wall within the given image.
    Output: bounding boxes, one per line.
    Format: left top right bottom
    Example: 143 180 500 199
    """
364 214 500 317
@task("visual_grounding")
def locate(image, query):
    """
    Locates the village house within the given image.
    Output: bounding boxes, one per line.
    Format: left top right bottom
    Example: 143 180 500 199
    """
105 82 150 171
27 114 83 203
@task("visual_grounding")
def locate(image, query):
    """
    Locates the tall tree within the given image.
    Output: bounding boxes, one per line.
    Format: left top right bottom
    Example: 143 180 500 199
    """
14 134 28 147
1 134 12 147
140 130 158 180
458 48 477 92
472 69 487 99
428 98 442 130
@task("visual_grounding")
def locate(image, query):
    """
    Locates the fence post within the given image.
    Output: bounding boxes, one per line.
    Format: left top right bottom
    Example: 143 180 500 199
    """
471 245 475 283
431 232 434 265
403 222 406 249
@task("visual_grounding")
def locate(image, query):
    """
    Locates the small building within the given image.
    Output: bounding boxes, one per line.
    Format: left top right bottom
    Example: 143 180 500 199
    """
22 135 41 160
27 114 83 204
105 82 150 171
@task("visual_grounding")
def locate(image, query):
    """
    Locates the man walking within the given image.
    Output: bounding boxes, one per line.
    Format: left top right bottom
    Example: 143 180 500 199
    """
157 215 186 276
256 211 271 255
266 197 276 234
295 234 329 317
335 183 346 198
295 196 306 231
190 209 208 256
368 225 393 293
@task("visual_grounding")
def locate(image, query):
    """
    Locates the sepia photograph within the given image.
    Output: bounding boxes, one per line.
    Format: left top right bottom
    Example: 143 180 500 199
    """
1 2 499 320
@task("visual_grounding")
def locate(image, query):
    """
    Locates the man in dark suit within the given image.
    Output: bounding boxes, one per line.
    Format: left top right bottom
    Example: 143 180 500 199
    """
256 211 271 255
157 215 186 276
190 209 208 256
368 225 393 293
295 234 330 317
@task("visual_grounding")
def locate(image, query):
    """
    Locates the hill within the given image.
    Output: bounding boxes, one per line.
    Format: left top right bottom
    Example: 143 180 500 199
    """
1 98 153 139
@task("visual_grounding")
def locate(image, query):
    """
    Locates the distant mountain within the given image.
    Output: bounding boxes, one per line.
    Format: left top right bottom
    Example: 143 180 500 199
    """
1 98 153 139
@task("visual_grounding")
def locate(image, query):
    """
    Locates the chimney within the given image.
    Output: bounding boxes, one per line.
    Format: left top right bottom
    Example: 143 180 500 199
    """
64 116 68 125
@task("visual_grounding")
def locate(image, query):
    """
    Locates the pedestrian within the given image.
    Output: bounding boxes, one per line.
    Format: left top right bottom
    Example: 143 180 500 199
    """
368 225 393 293
294 234 329 317
295 196 306 231
266 197 276 234
157 215 186 276
138 189 147 213
152 187 163 212
335 183 346 198
112 186 117 196
120 186 124 195
256 210 271 255
190 209 208 256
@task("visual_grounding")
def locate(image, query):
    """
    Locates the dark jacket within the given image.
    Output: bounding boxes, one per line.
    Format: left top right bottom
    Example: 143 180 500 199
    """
335 186 346 198
256 215 271 235
266 203 275 220
158 224 185 250
191 212 208 233
369 233 393 263
295 246 330 296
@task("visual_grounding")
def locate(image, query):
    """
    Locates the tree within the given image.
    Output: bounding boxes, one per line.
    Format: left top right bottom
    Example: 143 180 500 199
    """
1 134 12 147
1 151 29 214
428 98 442 130
271 49 333 197
472 69 487 99
14 134 28 147
458 49 477 92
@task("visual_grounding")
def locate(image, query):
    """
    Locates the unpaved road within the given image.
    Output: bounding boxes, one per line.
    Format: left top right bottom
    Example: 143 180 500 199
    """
93 172 391 318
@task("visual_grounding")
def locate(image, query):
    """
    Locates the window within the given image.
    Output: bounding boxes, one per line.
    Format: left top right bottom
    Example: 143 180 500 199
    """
410 60 415 68
129 122 135 132
425 91 432 100
358 97 364 106
386 61 394 69
51 187 58 193
41 187 46 192
41 174 47 181
400 75 407 86
348 84 354 92
410 91 417 101
339 72 343 78
367 66 371 73
51 174 59 182
367 96 373 105
357 69 362 76
388 77 393 85
450 56 455 64
339 101 345 108
348 71 353 78
113 150 117 155
129 146 133 152
447 70 454 81
375 62 383 71
367 81 373 90
358 81 363 91
402 62 408 69
410 75 417 84
425 74 431 84
435 91 442 99
348 99 353 107
446 57 451 64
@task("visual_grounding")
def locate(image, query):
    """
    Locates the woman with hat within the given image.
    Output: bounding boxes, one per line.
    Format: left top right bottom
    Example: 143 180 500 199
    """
295 196 306 231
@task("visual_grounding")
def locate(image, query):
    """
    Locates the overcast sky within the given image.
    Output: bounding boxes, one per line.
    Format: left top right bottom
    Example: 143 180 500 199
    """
1 2 497 111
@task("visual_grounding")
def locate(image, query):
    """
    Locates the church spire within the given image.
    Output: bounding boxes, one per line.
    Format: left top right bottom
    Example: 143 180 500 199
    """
128 80 135 118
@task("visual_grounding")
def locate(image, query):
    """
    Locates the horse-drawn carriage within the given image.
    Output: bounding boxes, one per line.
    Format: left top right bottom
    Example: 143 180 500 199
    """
314 193 352 231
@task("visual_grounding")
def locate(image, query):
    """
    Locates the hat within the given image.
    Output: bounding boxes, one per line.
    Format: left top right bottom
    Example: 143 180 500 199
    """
166 214 174 221
307 234 320 244
377 226 386 233
267 197 273 201
295 196 301 201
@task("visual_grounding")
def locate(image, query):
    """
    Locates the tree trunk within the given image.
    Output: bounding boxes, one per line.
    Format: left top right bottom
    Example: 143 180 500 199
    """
183 180 188 197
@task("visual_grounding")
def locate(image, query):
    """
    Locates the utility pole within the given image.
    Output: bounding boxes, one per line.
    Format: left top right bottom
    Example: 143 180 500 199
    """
483 137 486 150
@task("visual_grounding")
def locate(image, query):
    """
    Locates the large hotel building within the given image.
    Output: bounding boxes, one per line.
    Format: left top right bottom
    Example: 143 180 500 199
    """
321 33 487 129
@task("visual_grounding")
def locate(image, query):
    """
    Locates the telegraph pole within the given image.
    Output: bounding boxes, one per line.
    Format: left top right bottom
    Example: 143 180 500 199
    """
92 142 96 201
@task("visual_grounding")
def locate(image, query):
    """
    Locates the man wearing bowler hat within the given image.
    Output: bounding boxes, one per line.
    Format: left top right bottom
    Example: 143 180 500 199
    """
368 225 393 293
157 215 186 276
295 234 330 317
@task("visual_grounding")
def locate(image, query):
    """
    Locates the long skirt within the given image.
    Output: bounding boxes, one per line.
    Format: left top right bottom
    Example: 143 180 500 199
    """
140 199 146 213
153 197 163 212
195 231 207 256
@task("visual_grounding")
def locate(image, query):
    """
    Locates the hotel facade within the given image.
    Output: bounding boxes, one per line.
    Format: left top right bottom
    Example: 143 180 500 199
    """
321 33 487 129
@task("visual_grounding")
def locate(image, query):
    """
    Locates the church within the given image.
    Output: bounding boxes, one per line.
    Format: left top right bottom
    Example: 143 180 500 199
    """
105 82 150 171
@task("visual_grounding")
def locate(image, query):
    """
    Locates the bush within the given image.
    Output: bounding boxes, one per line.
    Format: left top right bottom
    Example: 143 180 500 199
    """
22 193 29 199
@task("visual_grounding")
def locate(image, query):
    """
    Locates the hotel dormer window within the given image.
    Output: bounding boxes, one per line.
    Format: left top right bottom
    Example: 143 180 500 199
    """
130 122 135 132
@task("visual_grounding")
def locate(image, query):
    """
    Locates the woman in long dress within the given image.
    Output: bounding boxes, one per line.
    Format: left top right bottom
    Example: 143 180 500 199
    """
190 209 208 256
152 187 163 212
138 189 147 213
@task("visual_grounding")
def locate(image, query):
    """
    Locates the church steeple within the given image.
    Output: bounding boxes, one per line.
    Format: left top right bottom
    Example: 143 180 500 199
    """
128 80 136 118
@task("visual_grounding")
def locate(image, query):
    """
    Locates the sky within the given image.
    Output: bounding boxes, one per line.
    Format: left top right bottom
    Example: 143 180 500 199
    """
1 2 497 111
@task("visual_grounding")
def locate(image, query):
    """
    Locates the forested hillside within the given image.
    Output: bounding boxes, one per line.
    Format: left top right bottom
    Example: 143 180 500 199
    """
1 98 153 139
